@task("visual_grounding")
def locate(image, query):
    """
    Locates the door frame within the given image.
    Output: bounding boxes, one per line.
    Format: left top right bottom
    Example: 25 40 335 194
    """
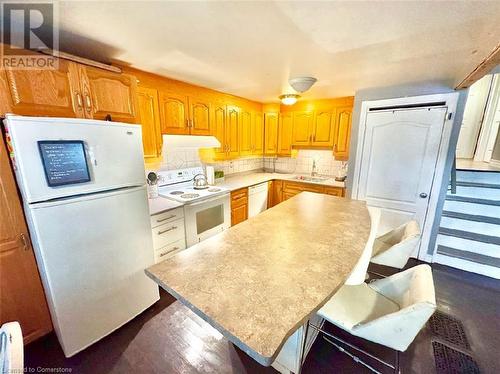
351 93 459 262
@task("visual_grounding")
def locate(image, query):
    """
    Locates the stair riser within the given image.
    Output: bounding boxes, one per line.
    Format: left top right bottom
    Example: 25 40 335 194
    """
436 234 500 258
452 186 500 200
456 170 500 184
440 217 500 237
443 200 500 218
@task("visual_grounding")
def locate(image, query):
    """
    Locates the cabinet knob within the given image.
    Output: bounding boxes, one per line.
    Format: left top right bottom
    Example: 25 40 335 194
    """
20 233 29 251
419 192 428 198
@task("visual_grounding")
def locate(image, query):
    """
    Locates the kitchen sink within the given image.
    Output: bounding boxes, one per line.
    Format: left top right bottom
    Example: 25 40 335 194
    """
293 175 329 183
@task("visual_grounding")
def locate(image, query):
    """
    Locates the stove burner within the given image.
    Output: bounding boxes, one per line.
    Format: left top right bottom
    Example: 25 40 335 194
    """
170 191 184 195
208 188 221 192
180 193 200 199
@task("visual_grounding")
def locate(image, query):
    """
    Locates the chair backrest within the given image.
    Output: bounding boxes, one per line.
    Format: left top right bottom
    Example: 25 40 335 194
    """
0 322 23 374
345 206 381 285
353 265 437 351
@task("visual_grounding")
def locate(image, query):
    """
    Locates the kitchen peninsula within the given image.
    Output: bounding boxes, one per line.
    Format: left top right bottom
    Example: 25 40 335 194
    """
145 192 373 371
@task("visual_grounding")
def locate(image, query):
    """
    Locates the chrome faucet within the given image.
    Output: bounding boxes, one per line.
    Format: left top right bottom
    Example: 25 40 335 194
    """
311 159 318 177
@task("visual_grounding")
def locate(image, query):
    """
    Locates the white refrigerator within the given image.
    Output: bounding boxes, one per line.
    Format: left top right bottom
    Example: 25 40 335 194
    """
4 115 159 357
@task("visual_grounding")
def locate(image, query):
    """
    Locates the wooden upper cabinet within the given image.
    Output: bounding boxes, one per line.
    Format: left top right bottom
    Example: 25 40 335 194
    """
212 103 227 159
278 112 293 155
137 86 162 159
1 143 52 344
1 60 82 118
239 109 253 156
264 112 279 155
189 96 211 135
292 111 314 146
227 106 240 158
312 109 335 147
159 91 189 134
253 112 264 155
333 106 352 160
79 66 137 123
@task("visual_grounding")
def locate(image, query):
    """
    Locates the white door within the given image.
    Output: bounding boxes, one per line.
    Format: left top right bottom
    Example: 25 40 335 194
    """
357 107 447 241
456 75 493 158
26 186 159 357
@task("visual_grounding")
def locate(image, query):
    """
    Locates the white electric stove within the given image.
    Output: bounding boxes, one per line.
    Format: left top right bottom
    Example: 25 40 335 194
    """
156 167 231 246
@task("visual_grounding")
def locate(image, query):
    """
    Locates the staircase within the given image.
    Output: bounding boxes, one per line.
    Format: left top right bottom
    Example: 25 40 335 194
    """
433 169 500 279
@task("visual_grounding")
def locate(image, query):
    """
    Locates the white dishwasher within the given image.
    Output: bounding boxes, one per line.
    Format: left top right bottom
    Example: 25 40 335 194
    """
248 182 268 218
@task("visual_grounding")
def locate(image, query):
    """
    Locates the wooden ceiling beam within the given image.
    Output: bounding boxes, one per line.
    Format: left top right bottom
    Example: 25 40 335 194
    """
455 43 500 89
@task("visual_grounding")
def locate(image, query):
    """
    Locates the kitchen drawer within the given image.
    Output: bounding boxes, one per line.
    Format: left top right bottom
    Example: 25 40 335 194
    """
283 181 325 193
154 239 186 263
231 188 248 208
324 186 344 197
152 218 185 249
150 207 184 228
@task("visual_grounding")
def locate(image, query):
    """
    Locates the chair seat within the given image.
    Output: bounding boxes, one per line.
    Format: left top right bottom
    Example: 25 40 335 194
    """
371 239 391 257
317 283 399 330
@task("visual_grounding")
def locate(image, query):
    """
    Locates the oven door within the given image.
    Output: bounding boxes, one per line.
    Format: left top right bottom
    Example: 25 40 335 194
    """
184 193 231 247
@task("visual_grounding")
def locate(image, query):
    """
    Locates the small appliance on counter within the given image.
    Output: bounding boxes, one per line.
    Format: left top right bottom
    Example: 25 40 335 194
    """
206 165 215 185
335 162 348 182
193 173 209 190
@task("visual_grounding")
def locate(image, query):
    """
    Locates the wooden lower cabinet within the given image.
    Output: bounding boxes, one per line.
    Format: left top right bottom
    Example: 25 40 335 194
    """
230 188 248 226
324 186 345 197
268 179 344 207
0 143 52 344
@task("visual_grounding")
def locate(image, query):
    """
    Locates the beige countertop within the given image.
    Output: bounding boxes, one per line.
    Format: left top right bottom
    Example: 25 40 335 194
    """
217 171 346 191
148 196 184 216
145 192 371 366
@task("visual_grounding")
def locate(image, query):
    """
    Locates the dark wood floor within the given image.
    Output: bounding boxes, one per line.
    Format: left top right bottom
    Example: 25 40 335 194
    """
25 261 500 373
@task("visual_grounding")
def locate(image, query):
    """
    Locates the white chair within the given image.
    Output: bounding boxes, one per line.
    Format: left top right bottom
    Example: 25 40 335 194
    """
310 265 436 373
371 220 421 270
0 322 23 374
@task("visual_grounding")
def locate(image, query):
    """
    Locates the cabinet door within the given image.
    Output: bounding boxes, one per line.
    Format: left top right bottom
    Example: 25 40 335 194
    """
212 103 227 160
231 204 248 226
312 109 335 147
189 96 211 135
324 186 344 197
239 109 253 157
1 143 53 344
272 180 283 206
227 106 240 158
137 86 162 159
80 66 137 123
1 60 82 118
264 112 279 155
292 111 313 146
253 112 264 155
158 91 189 134
333 106 352 160
278 113 293 155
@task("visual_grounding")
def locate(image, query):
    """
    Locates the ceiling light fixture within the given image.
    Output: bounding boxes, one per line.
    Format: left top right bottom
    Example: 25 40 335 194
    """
279 94 300 106
288 77 317 93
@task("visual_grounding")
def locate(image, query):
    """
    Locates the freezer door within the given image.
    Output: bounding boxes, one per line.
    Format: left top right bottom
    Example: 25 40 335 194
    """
26 186 159 357
5 115 146 203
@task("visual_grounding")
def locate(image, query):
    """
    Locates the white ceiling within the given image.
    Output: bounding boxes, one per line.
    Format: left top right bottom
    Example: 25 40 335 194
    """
58 1 500 102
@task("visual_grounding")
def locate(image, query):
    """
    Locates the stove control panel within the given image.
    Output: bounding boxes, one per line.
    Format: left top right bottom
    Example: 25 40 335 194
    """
155 167 204 187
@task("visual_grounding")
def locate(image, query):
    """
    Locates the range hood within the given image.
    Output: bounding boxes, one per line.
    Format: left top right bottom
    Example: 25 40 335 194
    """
162 135 221 149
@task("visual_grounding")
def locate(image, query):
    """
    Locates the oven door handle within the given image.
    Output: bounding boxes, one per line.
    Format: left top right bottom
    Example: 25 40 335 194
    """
187 193 229 207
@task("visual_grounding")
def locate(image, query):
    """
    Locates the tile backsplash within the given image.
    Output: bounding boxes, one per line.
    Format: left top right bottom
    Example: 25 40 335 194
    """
264 150 347 177
149 148 345 178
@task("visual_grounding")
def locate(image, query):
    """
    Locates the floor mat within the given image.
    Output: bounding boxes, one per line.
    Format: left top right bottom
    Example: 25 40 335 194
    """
429 310 470 349
432 341 480 374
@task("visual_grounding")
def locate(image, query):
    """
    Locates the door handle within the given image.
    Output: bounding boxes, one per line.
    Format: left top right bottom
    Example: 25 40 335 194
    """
20 233 29 251
75 91 83 109
84 94 92 113
158 226 177 235
419 192 428 198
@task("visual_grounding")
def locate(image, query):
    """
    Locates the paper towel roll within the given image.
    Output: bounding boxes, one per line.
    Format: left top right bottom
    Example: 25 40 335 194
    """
206 166 215 185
